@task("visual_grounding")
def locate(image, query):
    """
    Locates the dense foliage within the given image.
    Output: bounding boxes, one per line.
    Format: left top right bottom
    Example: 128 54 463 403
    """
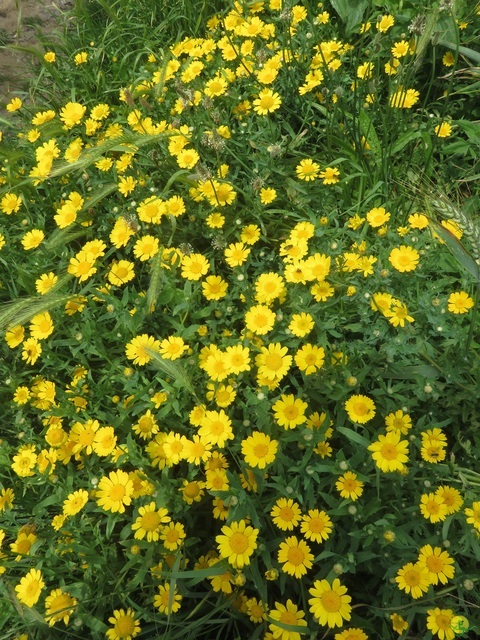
0 1 479 639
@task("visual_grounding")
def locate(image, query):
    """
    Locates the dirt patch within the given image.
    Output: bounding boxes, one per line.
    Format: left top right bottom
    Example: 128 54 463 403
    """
0 0 72 98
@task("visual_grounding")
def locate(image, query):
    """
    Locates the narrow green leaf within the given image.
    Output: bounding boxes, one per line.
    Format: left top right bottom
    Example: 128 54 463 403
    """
337 427 370 447
383 364 441 380
358 111 381 157
438 40 480 64
391 131 423 155
146 251 164 313
429 218 480 284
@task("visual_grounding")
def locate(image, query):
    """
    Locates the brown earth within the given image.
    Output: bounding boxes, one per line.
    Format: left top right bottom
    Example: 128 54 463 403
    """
0 0 72 99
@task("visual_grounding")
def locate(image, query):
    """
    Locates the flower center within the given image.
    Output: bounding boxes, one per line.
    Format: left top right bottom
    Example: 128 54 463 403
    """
287 546 305 566
380 444 397 460
142 511 161 531
279 507 294 522
110 484 126 502
321 591 341 612
284 406 299 420
253 443 269 458
264 353 283 371
309 518 325 533
116 615 135 637
229 532 249 554
426 556 443 573
280 611 299 625
405 569 420 586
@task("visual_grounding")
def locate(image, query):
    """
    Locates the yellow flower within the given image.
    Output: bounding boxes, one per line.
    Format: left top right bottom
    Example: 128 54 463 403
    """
418 545 455 585
176 147 200 169
442 51 455 66
366 206 390 228
420 492 449 523
15 568 45 607
300 509 333 542
21 229 45 250
245 304 276 335
335 629 368 640
270 497 302 531
388 245 420 272
224 242 250 267
368 431 409 473
272 394 308 429
465 501 480 531
384 302 414 327
390 613 408 634
96 470 134 514
44 51 56 63
320 166 340 184
253 88 282 115
278 536 313 578
376 14 394 32
216 519 259 569
289 313 314 337
308 578 352 628
21 338 42 365
45 589 77 626
395 562 430 599
336 471 364 501
108 260 135 286
240 224 261 245
131 502 170 541
6 97 23 112
1 192 22 215
389 87 420 109
62 489 88 516
391 40 410 58
255 272 285 303
259 187 277 204
59 102 86 128
385 410 412 434
160 521 186 550
181 253 209 280
447 291 474 314
295 344 325 375
154 583 182 614
74 51 88 65
241 432 278 469
435 486 463 515
269 600 308 639
408 212 429 229
198 409 233 448
426 608 455 640
344 394 376 424
118 176 137 196
296 158 320 181
35 272 58 294
106 608 141 640
435 122 452 138
159 335 188 360
204 76 228 98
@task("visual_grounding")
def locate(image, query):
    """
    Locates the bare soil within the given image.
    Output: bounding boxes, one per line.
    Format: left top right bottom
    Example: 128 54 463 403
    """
0 0 72 99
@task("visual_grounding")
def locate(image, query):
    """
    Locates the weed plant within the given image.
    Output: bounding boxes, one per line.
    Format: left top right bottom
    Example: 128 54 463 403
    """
0 1 479 639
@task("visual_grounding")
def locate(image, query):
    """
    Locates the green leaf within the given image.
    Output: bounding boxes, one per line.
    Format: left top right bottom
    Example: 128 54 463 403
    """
337 427 370 447
358 111 381 157
329 0 369 33
428 218 480 284
390 131 423 155
438 40 480 65
383 364 441 380
146 251 164 313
